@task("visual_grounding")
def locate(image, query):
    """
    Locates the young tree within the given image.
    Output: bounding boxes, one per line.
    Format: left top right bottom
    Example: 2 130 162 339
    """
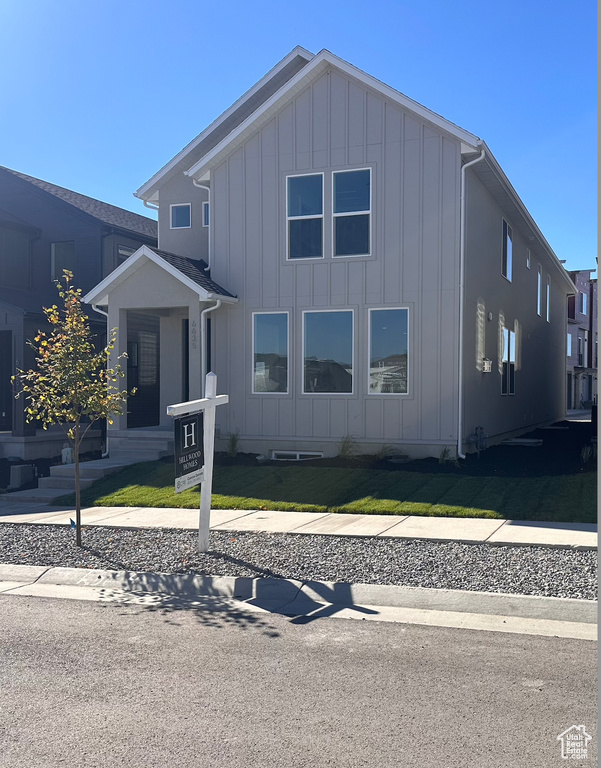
13 271 133 546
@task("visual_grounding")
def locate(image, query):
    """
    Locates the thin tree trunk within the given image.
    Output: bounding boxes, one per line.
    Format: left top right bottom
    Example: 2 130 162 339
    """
75 422 81 547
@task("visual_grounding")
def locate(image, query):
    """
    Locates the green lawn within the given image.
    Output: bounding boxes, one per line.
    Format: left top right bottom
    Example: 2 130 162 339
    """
57 460 597 524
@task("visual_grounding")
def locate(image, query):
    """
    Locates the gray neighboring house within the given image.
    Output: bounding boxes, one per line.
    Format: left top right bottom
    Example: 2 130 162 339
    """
84 47 575 460
0 167 157 460
566 269 597 408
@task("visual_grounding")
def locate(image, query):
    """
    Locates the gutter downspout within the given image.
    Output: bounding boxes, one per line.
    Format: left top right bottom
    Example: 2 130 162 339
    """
91 304 111 458
200 299 221 396
458 147 486 459
192 178 211 271
143 200 159 211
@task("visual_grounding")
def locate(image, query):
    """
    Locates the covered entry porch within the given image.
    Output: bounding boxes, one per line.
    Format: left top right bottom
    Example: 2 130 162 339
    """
83 245 236 445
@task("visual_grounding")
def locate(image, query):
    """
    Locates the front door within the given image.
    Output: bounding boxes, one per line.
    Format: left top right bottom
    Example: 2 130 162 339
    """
0 331 12 431
127 313 160 428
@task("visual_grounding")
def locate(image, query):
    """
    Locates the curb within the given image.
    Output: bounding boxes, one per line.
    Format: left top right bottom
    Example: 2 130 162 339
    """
0 563 596 626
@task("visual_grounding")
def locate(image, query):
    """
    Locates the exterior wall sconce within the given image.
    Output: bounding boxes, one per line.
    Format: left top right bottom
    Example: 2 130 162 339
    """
482 358 493 373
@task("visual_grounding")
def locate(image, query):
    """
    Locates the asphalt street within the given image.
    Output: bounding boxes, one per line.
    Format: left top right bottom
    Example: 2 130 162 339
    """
0 594 596 767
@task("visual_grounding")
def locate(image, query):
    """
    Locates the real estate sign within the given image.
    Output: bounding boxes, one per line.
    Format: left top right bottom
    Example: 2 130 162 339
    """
174 413 204 492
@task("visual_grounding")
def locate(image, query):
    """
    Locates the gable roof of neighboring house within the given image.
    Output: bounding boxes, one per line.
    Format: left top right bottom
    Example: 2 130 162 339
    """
1 167 158 240
83 245 237 306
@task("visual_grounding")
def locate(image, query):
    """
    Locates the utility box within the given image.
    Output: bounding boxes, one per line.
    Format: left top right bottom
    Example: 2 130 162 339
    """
8 464 35 490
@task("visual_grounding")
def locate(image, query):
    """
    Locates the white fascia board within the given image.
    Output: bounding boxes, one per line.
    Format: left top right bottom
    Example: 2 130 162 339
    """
479 142 576 293
185 49 482 179
135 46 315 202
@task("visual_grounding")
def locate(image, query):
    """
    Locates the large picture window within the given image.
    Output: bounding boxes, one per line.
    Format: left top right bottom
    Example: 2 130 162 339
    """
369 309 409 394
253 313 288 393
502 327 516 395
287 174 323 259
303 311 353 394
333 169 370 257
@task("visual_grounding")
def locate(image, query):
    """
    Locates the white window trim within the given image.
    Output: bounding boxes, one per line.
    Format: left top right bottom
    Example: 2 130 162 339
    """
251 311 289 395
286 172 324 261
537 265 542 316
332 168 372 258
202 201 210 228
367 307 410 396
502 219 512 282
170 203 191 229
546 276 550 323
302 308 354 395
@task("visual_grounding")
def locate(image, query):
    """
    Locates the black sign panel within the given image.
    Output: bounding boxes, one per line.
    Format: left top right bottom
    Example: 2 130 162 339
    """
174 413 204 491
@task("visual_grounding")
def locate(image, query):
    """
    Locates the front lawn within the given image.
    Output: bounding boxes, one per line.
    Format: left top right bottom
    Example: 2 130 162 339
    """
58 457 597 524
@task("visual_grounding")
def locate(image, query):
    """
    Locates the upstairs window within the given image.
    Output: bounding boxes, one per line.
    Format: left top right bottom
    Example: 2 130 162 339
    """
0 225 31 289
581 292 588 315
202 201 210 227
502 220 512 281
537 265 542 316
333 169 371 257
287 174 323 259
501 327 516 395
170 203 191 229
546 277 550 322
118 245 135 263
51 241 75 280
526 249 531 269
567 333 572 357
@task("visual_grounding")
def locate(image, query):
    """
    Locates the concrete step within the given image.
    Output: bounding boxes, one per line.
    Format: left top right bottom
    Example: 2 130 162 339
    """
0 487 75 504
38 476 96 491
108 437 173 453
50 460 131 480
109 450 169 463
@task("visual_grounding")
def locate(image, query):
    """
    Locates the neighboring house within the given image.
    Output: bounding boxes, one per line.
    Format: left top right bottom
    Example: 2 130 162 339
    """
0 167 157 459
84 47 575 460
566 269 597 408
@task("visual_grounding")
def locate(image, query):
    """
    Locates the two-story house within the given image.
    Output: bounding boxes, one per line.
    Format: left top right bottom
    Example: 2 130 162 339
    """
567 269 597 408
0 167 157 459
84 47 575 460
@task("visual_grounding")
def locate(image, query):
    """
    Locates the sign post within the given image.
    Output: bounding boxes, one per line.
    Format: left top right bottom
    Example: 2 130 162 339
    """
167 372 228 552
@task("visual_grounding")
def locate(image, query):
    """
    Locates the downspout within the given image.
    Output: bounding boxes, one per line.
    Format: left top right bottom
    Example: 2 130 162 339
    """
91 304 111 458
200 299 221 396
458 147 486 459
192 178 211 271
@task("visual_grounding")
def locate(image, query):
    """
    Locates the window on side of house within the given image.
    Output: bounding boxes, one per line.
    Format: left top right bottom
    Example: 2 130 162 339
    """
537 265 542 316
567 333 572 357
502 220 512 281
368 308 409 394
303 310 353 394
51 241 75 280
287 174 323 259
526 249 531 269
501 327 516 395
118 245 135 263
581 291 588 315
252 312 288 394
0 225 31 288
202 201 210 228
546 277 550 322
170 204 191 229
333 169 371 257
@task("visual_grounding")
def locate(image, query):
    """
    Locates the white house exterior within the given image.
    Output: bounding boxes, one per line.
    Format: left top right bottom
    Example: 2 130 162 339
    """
84 47 575 459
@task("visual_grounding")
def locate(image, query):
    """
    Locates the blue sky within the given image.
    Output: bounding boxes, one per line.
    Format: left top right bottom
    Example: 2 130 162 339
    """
0 0 596 271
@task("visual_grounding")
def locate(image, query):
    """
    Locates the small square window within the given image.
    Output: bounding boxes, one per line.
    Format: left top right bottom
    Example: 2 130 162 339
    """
171 204 191 229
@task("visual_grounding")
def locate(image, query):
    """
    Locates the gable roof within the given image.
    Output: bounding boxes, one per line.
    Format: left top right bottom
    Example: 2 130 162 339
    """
1 167 158 240
83 245 237 306
183 48 481 182
135 46 315 203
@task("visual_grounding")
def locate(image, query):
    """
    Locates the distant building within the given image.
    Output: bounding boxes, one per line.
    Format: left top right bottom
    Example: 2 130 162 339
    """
566 269 597 408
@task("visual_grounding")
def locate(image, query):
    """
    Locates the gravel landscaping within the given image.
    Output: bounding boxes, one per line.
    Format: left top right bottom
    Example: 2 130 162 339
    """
0 523 596 601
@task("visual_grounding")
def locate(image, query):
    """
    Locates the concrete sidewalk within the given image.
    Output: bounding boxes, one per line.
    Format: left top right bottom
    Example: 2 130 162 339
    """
0 502 596 549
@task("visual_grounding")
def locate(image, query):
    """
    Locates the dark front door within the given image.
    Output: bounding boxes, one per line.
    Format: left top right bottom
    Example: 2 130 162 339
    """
127 313 160 428
0 331 12 431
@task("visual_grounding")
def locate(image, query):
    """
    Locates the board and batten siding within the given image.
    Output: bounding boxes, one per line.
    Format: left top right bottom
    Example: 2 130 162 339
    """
208 68 461 455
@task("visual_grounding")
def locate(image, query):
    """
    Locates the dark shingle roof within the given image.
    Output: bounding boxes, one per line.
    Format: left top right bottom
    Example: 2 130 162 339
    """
151 247 236 298
1 167 157 240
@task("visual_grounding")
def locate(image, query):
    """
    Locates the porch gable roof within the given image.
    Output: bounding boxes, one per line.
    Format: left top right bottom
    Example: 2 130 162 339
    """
83 245 237 306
